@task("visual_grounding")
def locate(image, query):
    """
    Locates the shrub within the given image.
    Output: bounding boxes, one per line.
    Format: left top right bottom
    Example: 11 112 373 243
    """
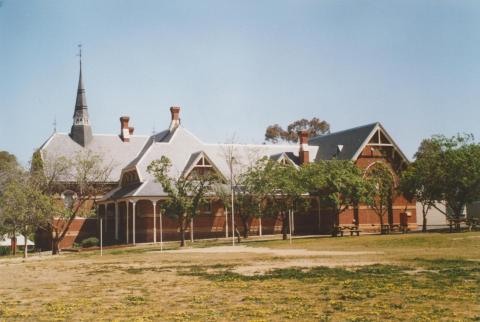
81 237 99 248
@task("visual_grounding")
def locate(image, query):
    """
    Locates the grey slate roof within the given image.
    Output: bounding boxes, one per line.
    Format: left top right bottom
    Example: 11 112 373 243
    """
106 126 319 199
309 122 378 161
39 133 150 182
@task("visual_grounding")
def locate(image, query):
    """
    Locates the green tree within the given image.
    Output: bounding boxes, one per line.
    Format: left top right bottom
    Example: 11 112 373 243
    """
214 181 262 239
0 151 18 172
416 134 480 230
0 174 53 258
365 162 395 234
147 156 219 247
32 150 113 254
0 151 24 255
246 158 307 240
304 160 368 234
265 118 330 143
0 151 20 195
398 159 440 232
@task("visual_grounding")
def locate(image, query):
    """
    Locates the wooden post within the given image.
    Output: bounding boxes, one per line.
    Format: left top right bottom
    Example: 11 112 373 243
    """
259 217 263 236
160 208 163 252
126 201 129 244
225 208 229 238
152 200 157 244
190 218 194 243
292 211 295 234
132 201 136 245
100 218 103 256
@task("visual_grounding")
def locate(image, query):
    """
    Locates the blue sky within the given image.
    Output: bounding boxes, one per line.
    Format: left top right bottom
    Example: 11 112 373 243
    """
1 0 479 164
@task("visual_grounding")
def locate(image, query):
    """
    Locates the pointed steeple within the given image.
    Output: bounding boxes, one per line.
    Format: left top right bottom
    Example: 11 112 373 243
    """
70 45 93 147
75 60 87 111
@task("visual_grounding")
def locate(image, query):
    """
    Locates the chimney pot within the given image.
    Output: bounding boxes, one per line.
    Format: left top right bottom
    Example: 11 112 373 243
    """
298 130 310 165
169 106 181 131
120 116 131 142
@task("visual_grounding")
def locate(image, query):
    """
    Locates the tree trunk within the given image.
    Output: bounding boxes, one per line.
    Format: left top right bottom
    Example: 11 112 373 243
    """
241 216 250 239
23 234 28 259
379 212 385 234
11 236 16 256
422 207 428 233
52 239 60 255
281 212 288 240
180 218 186 247
234 225 241 243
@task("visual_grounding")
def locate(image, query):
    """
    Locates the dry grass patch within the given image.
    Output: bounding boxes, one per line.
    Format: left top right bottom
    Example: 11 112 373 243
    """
0 232 479 321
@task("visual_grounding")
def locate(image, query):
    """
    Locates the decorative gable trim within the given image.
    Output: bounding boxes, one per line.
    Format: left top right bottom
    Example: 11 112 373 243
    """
274 153 299 168
182 151 227 181
351 123 409 164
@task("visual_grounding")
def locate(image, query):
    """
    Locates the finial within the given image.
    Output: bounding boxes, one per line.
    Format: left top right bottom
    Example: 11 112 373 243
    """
53 116 57 133
152 125 156 135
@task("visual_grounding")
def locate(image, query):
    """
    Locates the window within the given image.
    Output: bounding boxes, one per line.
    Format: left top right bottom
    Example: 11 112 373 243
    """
121 171 139 186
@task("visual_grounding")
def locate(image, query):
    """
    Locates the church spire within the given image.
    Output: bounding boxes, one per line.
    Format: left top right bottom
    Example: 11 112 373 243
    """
70 44 93 146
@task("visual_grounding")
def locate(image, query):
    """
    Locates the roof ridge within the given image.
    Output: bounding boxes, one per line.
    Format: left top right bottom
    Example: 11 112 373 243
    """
92 133 150 137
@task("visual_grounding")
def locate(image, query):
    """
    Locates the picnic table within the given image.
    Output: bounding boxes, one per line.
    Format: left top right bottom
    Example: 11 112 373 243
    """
332 226 362 237
448 219 466 232
381 224 390 234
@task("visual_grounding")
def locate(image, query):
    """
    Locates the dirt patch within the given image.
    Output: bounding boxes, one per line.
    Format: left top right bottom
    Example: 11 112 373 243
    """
232 259 383 275
166 245 382 257
167 245 385 275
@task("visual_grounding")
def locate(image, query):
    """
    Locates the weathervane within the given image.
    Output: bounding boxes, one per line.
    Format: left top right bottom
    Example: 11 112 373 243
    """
77 44 82 66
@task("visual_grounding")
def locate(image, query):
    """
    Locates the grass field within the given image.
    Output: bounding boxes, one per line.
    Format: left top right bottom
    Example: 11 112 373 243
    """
0 232 479 321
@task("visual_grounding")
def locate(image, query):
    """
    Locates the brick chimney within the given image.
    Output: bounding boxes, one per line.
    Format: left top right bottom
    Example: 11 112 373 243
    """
169 106 180 131
120 116 134 142
299 130 310 165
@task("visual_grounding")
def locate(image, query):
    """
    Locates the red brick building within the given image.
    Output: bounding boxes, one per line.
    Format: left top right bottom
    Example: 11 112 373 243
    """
37 61 416 249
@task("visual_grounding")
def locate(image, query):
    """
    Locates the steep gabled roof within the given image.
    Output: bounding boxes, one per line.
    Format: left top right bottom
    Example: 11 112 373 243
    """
309 122 409 163
182 151 228 181
105 125 317 199
39 133 150 182
309 123 378 161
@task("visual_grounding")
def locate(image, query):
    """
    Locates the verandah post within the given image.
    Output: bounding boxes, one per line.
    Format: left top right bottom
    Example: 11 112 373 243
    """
152 200 157 244
132 200 136 245
126 201 129 244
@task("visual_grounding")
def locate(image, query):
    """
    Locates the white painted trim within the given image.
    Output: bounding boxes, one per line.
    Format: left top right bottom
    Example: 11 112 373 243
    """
181 152 228 181
351 123 409 163
376 126 410 163
351 123 380 161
